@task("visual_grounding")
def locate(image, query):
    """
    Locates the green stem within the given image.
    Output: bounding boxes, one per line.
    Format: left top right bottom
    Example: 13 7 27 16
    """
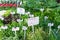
0 31 3 40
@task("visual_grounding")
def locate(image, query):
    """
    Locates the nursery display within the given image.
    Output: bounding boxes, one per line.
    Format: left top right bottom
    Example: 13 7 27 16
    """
0 0 60 40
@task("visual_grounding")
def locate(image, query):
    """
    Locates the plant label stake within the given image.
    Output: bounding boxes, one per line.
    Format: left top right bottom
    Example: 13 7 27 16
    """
48 23 54 35
15 31 17 36
32 25 34 33
24 30 26 40
22 26 27 40
49 26 51 35
1 25 8 39
17 7 25 15
27 16 39 33
12 27 19 37
48 23 57 38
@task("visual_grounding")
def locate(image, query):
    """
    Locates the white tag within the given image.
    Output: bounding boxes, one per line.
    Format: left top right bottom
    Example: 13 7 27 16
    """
17 8 25 15
27 16 39 26
0 10 6 16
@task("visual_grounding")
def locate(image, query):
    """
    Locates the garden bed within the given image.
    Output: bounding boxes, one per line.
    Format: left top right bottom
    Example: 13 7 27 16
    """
0 0 60 40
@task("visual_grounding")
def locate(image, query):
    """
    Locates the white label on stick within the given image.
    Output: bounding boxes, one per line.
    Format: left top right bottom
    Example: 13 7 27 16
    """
27 16 39 26
17 8 25 14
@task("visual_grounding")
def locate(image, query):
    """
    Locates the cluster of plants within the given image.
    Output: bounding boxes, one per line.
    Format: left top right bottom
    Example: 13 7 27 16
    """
0 0 60 40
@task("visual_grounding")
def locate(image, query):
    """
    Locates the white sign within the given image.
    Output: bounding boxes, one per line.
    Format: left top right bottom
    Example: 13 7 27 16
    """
27 17 39 26
17 7 25 14
0 10 6 16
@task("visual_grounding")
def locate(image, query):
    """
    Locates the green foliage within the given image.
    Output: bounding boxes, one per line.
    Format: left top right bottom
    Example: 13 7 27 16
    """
45 0 57 7
0 0 60 40
21 0 57 11
27 27 45 40
49 31 57 40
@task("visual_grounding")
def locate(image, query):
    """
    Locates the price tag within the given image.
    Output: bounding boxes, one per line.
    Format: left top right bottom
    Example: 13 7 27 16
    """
17 7 25 15
27 16 39 26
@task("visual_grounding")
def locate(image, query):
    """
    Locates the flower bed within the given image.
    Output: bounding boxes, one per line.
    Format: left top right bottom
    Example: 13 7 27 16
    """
0 0 60 40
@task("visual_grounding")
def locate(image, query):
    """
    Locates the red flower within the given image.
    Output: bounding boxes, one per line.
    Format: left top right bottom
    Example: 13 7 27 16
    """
0 4 4 7
3 3 9 7
0 3 20 7
9 4 13 7
0 4 2 7
13 4 17 7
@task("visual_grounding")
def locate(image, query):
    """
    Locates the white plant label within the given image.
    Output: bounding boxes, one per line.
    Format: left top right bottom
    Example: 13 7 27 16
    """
27 16 39 26
17 7 25 14
0 10 6 16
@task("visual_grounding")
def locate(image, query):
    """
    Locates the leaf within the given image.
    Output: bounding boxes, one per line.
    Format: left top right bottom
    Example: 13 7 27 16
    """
49 31 57 40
